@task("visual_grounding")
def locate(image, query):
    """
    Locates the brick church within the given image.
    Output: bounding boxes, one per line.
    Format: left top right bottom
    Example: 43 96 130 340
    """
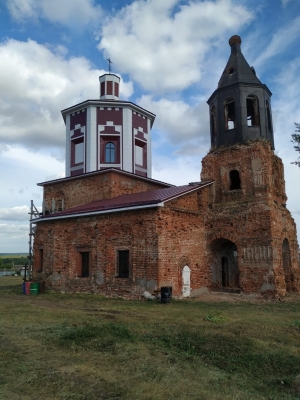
32 35 300 298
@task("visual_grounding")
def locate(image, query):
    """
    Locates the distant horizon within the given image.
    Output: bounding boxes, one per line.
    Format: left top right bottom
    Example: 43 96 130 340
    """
0 253 28 256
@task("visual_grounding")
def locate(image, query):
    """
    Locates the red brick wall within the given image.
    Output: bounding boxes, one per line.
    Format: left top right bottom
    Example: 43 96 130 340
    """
34 186 213 297
201 141 299 296
42 171 170 213
155 206 209 296
33 208 160 295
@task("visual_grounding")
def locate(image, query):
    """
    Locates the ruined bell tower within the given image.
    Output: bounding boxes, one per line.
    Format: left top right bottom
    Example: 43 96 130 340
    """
201 35 300 296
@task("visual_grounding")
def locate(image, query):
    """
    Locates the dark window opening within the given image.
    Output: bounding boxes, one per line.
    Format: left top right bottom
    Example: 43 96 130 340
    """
39 249 43 272
221 256 229 287
211 106 217 139
266 100 272 132
81 252 89 277
227 65 235 75
247 95 260 126
230 170 241 190
118 250 129 278
105 142 115 163
100 81 105 97
224 99 235 130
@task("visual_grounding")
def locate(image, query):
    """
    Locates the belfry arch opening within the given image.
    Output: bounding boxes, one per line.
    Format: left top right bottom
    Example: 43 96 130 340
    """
210 106 217 142
208 238 240 291
246 95 260 126
224 98 235 130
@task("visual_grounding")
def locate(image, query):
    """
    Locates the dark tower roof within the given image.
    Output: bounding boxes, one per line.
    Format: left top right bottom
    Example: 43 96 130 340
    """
217 35 262 89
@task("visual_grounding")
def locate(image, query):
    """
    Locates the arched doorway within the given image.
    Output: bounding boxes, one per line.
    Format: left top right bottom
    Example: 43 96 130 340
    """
221 256 229 287
209 238 240 291
282 238 292 291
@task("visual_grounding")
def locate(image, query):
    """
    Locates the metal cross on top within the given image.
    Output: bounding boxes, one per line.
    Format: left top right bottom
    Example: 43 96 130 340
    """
107 58 113 73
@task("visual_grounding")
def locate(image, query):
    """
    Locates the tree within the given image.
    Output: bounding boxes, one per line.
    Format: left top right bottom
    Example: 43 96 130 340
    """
291 123 300 167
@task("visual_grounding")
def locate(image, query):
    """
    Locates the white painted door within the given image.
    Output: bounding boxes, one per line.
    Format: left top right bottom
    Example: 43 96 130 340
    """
182 265 191 297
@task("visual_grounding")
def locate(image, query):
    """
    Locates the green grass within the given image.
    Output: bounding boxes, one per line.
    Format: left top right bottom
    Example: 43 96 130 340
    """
0 276 300 400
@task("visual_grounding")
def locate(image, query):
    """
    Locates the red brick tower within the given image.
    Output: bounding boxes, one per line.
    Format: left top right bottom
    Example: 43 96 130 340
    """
201 36 299 296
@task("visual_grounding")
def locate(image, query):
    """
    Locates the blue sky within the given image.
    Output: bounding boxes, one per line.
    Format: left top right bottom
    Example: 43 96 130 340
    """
0 0 300 252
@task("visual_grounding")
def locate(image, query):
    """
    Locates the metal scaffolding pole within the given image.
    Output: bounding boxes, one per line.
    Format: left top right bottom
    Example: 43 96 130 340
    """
28 200 41 280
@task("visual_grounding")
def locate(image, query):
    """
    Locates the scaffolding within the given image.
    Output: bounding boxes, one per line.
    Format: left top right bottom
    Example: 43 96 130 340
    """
28 200 42 280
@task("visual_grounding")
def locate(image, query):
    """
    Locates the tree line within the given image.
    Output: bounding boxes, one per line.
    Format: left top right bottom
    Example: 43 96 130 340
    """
292 123 300 167
0 257 28 269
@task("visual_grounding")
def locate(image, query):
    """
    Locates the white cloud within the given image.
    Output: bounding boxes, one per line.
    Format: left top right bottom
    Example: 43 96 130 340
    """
138 95 210 147
0 206 30 221
6 0 103 28
153 154 201 185
0 224 29 252
98 0 254 92
0 144 8 154
0 38 133 149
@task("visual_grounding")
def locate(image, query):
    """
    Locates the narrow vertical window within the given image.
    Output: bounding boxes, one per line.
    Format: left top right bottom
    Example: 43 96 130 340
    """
114 82 119 98
247 95 260 126
101 81 105 97
266 100 272 132
118 250 129 278
224 99 235 130
107 81 113 95
39 249 43 272
105 142 115 163
229 170 241 190
81 252 89 277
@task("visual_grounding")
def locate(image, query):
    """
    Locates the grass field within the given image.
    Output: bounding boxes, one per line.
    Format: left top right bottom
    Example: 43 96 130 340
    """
0 276 300 400
0 254 28 257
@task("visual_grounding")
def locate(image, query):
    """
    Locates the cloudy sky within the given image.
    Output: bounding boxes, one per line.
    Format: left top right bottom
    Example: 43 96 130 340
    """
0 0 300 253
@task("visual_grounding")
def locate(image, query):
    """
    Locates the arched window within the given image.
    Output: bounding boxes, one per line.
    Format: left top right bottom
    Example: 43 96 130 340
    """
105 142 115 163
229 170 241 190
224 99 235 130
247 95 260 126
266 100 272 132
211 106 217 140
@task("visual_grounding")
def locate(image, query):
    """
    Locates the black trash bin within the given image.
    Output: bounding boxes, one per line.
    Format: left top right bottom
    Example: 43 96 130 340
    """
161 286 172 304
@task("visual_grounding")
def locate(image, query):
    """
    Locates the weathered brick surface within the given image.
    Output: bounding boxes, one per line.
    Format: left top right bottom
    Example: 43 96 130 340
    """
33 187 213 297
33 209 160 295
33 141 299 298
42 170 169 213
201 141 299 296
